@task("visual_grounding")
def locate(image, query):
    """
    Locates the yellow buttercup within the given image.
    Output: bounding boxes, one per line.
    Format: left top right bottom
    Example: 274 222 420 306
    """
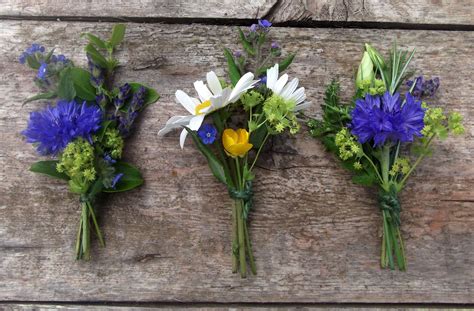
222 128 253 158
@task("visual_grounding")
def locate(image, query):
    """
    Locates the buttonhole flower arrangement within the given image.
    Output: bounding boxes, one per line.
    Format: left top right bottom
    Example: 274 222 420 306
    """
308 43 464 270
20 25 159 260
159 20 309 277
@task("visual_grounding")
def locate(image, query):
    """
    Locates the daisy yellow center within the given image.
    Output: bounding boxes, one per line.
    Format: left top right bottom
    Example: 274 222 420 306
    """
195 100 211 115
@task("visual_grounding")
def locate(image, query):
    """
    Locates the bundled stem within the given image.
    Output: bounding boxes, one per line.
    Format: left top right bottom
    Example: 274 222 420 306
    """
75 200 105 260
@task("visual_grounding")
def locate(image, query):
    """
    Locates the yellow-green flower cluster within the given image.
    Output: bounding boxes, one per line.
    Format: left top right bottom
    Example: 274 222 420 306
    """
335 127 363 160
389 157 410 177
421 105 447 138
356 79 386 96
241 90 264 111
103 128 124 159
263 94 299 134
57 138 96 183
448 112 465 135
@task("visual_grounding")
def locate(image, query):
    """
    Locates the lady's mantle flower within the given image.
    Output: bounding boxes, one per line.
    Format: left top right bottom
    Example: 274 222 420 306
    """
350 91 425 146
335 127 362 160
22 100 102 155
198 124 218 145
222 128 253 158
158 71 258 148
56 138 96 184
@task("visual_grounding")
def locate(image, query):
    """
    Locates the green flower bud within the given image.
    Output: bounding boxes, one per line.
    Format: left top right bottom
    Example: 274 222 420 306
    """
356 51 374 86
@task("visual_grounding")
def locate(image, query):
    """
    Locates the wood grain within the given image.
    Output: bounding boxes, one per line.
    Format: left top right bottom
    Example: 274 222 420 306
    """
0 21 473 303
0 0 473 25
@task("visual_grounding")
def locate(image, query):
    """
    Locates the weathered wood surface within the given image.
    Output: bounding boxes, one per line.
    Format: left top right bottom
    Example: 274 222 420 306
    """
0 21 473 304
0 0 473 26
0 304 461 311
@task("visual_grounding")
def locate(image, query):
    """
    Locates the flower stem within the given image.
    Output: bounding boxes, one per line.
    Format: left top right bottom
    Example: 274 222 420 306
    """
244 220 257 275
232 201 238 273
249 132 270 172
75 212 83 260
236 199 247 278
81 203 91 261
87 202 105 247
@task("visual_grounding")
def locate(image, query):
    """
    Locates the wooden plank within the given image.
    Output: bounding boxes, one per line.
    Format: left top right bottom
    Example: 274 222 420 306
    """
0 0 275 20
268 0 474 25
0 21 473 303
0 304 462 310
0 0 473 26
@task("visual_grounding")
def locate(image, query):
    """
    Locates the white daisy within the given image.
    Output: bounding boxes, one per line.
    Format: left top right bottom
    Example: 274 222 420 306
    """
158 71 258 148
266 63 310 111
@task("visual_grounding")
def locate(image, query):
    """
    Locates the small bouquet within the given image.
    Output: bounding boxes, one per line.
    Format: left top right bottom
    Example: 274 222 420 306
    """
20 25 159 260
159 20 309 277
308 43 464 270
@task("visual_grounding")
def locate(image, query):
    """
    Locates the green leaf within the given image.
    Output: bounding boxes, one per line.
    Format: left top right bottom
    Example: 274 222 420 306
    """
238 28 255 56
249 125 268 148
103 161 144 193
109 24 126 47
57 68 76 100
128 83 160 108
223 48 241 86
44 48 56 62
85 43 108 68
23 91 57 106
352 173 376 186
30 161 69 181
69 67 97 101
279 53 296 72
184 127 228 185
82 33 107 49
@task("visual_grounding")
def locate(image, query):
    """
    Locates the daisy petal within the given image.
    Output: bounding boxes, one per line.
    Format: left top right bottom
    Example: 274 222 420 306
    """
188 114 206 131
294 101 311 111
176 90 198 115
280 78 299 100
158 115 193 136
194 80 213 102
206 71 223 95
229 72 258 103
179 128 188 149
289 87 306 105
273 73 288 95
211 88 232 110
266 64 279 90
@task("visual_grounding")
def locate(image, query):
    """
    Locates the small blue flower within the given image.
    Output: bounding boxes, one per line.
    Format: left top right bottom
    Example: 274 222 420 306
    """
37 62 48 80
198 124 218 145
104 154 116 164
19 43 45 64
407 76 440 99
234 50 242 58
249 24 258 32
111 173 124 188
22 100 103 155
258 19 272 28
350 91 425 146
271 42 280 49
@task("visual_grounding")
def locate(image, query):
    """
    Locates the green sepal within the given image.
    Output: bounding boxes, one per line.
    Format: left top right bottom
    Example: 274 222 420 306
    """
30 160 69 180
57 68 76 101
223 48 241 86
26 55 41 69
69 67 97 101
22 91 57 106
109 24 126 48
102 162 144 193
238 28 255 56
184 126 228 185
44 48 56 63
85 43 108 68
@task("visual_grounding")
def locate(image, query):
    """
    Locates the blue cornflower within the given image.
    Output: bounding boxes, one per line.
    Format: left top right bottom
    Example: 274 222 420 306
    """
197 124 218 145
22 100 103 155
19 43 45 64
111 173 124 188
350 91 425 146
407 76 440 99
37 62 48 80
258 19 272 28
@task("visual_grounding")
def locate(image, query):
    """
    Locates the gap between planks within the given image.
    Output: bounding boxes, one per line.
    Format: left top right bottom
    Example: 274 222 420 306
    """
0 15 474 32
